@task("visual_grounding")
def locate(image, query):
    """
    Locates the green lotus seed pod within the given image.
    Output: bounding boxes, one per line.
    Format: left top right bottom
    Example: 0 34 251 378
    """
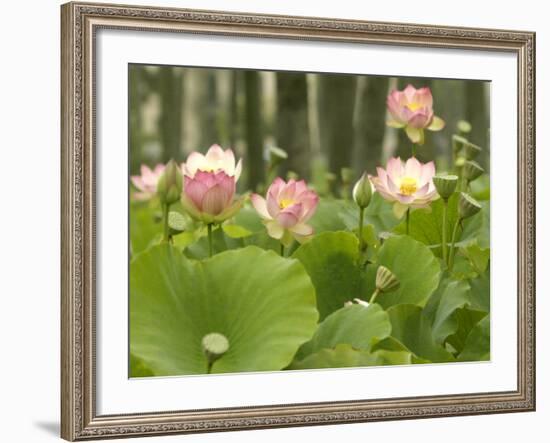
464 142 482 160
457 120 472 135
202 332 229 364
458 192 482 219
168 211 187 233
375 265 400 293
157 159 183 205
432 174 458 201
452 134 468 154
463 160 485 182
352 172 373 209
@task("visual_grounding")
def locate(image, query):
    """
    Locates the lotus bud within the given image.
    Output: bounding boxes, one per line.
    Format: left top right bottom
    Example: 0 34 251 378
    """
352 172 373 209
341 167 354 186
458 192 482 219
286 170 299 181
157 159 182 205
375 265 400 293
457 120 472 135
202 332 229 366
464 142 482 160
463 160 484 182
452 134 468 155
267 146 288 167
168 211 187 234
433 174 458 201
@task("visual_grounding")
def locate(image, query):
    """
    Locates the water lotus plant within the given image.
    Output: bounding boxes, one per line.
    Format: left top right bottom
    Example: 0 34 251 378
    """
129 81 491 378
251 178 319 251
386 84 445 147
131 163 166 200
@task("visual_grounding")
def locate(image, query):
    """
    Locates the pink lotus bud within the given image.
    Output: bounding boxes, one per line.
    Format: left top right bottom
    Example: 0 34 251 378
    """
251 178 319 246
386 84 445 145
130 163 166 200
181 144 242 181
180 170 242 224
370 157 439 218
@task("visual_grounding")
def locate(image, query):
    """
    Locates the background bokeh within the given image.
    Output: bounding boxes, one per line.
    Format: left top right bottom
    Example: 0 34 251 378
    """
129 64 490 191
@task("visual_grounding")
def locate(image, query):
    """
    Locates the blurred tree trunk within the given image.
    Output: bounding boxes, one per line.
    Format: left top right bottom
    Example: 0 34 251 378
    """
317 75 357 183
276 73 310 179
129 65 146 173
158 67 184 162
244 71 265 190
466 81 489 150
353 76 389 175
183 69 218 153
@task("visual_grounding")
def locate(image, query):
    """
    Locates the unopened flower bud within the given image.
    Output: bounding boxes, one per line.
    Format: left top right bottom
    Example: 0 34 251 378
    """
457 120 472 135
157 159 182 205
464 142 482 160
202 332 229 365
452 134 468 154
341 168 354 186
458 192 482 219
375 265 400 293
266 146 288 167
352 172 373 209
463 160 484 182
286 170 299 181
433 174 458 201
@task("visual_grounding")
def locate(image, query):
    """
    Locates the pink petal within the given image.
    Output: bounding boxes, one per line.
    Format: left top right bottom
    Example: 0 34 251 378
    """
418 161 436 186
386 157 404 181
205 144 225 163
404 157 422 179
408 109 433 129
131 176 145 192
299 193 319 221
250 194 271 220
276 211 299 229
413 87 433 108
278 180 297 201
201 184 231 215
184 177 208 208
281 202 303 219
395 193 415 204
234 159 242 181
267 177 285 197
184 152 205 177
266 189 281 218
414 181 430 198
403 84 417 102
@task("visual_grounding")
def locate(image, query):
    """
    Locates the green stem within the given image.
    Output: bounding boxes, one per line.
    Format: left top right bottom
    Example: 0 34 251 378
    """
206 361 213 374
448 218 462 271
280 243 285 257
207 223 214 257
162 203 170 242
412 143 417 157
441 199 448 265
358 207 365 253
406 208 411 235
369 288 381 304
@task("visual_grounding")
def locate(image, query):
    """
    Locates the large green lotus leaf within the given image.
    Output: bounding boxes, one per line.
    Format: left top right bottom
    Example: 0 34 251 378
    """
295 303 391 361
446 308 488 355
387 304 455 363
393 193 460 256
289 344 410 370
339 193 401 235
374 235 441 309
371 337 429 364
293 231 367 320
130 353 155 377
131 244 318 376
432 280 474 344
458 201 490 249
130 202 162 256
308 199 350 233
458 316 490 361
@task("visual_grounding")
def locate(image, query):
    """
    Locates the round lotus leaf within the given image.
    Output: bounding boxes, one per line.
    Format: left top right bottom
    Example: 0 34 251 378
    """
130 244 318 376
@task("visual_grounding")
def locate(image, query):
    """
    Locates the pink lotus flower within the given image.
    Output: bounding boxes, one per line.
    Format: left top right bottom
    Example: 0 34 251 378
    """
180 170 242 224
130 164 166 200
251 178 319 246
370 157 438 218
386 85 445 145
181 144 242 181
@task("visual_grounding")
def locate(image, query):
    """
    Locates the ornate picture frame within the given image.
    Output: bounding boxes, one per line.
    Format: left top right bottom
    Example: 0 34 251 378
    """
61 2 535 440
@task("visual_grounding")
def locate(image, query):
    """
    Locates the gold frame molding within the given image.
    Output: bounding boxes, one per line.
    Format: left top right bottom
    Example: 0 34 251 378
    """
61 1 536 440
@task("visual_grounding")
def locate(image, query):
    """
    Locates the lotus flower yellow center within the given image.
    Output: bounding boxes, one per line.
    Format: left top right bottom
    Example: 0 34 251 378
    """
279 198 294 209
399 177 418 196
406 102 423 112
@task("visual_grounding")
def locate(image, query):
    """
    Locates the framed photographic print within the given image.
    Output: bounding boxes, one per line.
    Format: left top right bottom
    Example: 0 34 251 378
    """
61 1 536 440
